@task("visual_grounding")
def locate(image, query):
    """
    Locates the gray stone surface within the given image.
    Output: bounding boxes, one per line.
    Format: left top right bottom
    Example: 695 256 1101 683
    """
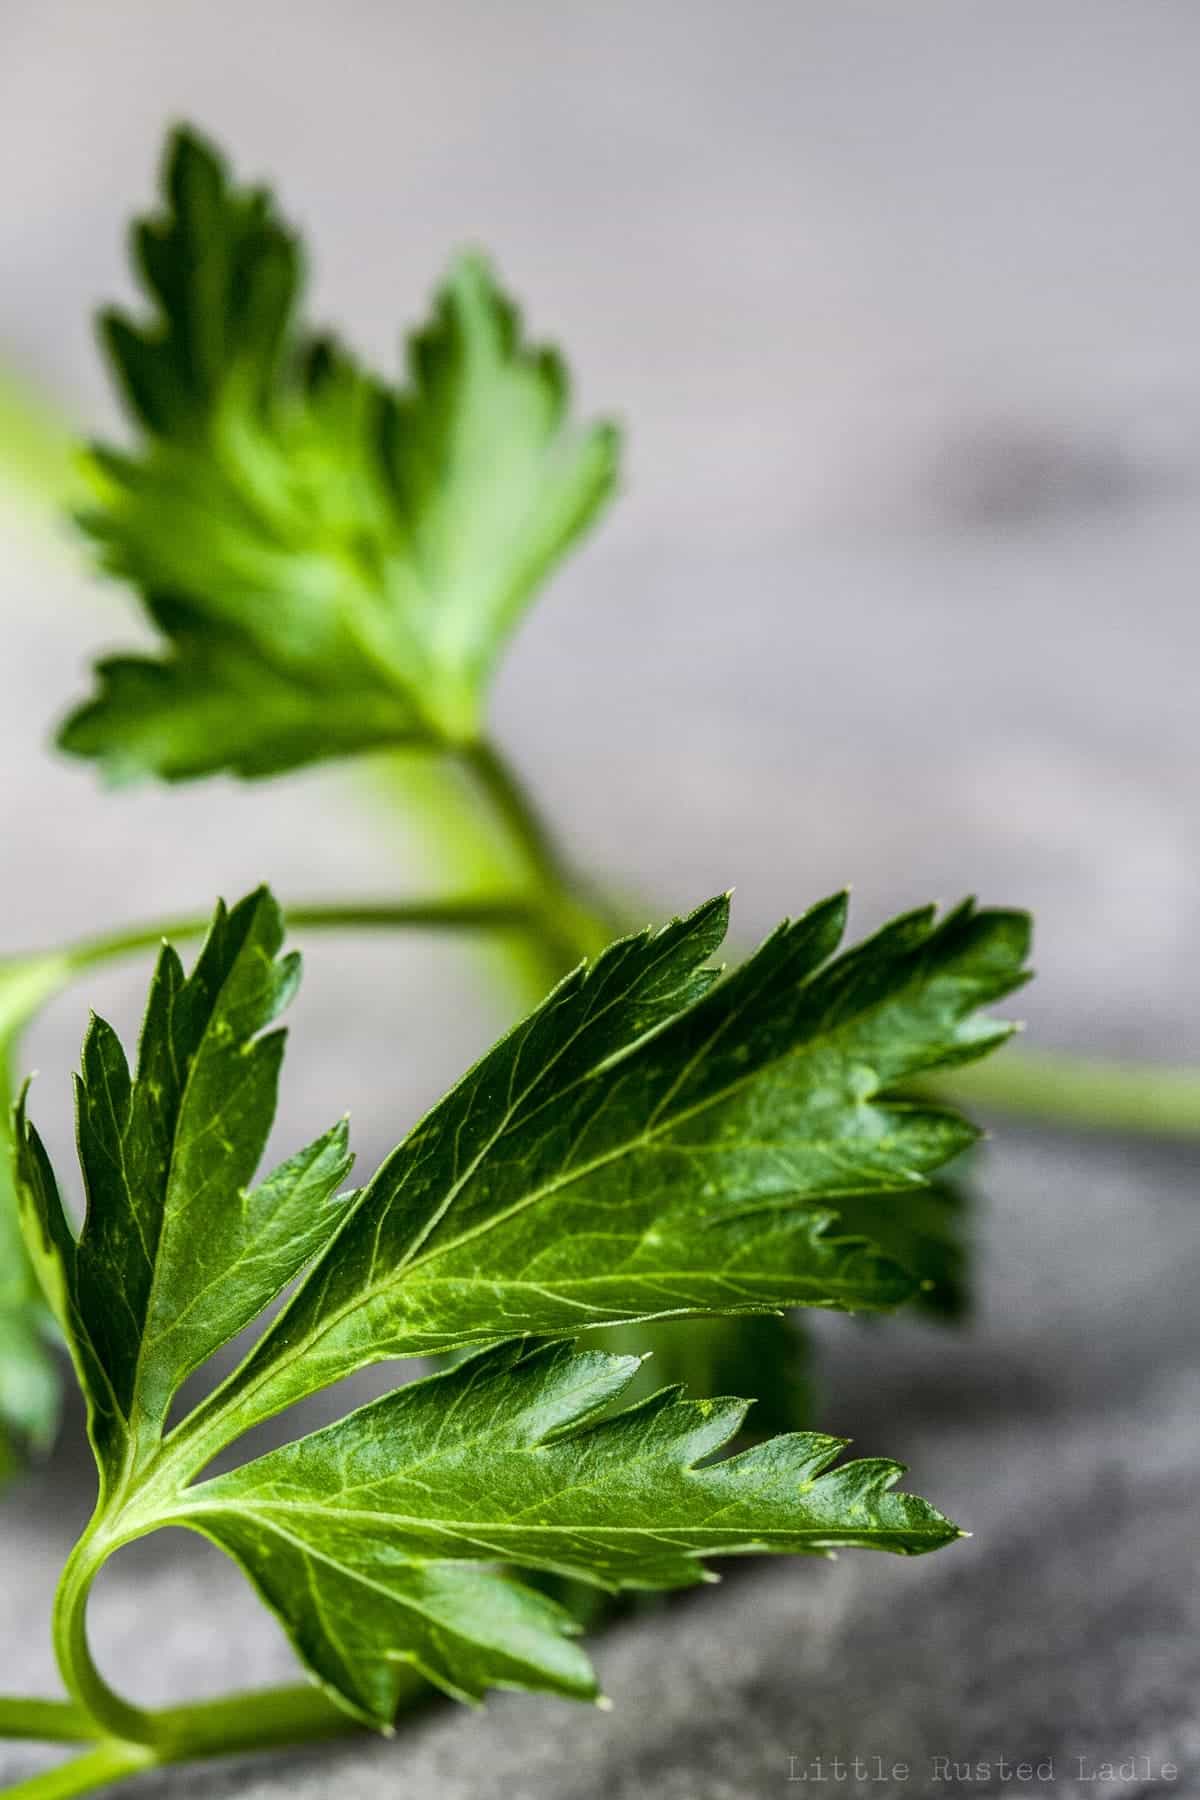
2 3 1199 1795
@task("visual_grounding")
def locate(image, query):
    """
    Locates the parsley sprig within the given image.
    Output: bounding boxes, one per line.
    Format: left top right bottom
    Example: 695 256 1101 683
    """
5 883 1022 1789
0 126 1034 1799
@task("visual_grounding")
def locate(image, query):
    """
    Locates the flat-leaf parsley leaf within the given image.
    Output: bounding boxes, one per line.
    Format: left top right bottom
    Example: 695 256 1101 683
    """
14 887 1024 1723
59 128 618 780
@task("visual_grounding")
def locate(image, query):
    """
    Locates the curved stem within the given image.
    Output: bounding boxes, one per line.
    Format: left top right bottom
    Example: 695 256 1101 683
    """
52 1532 158 1749
27 1476 431 1782
921 1046 1200 1139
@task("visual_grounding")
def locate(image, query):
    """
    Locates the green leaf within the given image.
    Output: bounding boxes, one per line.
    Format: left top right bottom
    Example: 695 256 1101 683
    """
171 1338 957 1724
178 890 1028 1460
15 886 1023 1720
59 126 618 781
507 1311 815 1630
14 890 353 1489
0 953 76 1481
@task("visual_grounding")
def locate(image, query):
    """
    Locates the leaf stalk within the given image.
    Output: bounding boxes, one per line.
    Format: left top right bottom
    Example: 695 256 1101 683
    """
912 1045 1200 1138
0 1677 388 1799
0 1704 94 1746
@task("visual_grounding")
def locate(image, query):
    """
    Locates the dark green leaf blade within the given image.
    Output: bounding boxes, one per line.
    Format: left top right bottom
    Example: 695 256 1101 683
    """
13 1086 121 1463
174 1338 957 1724
181 895 1029 1459
13 889 354 1482
60 127 618 781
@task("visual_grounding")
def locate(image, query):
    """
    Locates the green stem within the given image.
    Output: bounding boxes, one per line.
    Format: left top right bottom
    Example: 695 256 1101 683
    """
0 1677 425 1796
28 1485 433 1788
57 895 542 982
459 742 576 904
366 751 573 1010
52 1533 157 1749
0 1674 403 1800
458 741 617 968
0 1742 153 1800
146 1682 371 1760
0 1511 426 1795
0 1703 94 1745
0 1670 435 1800
921 1045 1200 1139
0 369 79 521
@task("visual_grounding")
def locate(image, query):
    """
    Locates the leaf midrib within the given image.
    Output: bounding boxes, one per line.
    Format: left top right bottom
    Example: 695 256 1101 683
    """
178 931 981 1466
126 923 265 1442
179 1494 938 1547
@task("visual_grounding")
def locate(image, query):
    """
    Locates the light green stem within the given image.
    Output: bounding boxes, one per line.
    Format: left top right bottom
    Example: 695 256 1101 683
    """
145 1682 373 1759
367 751 571 1009
457 740 617 969
0 369 79 521
56 894 545 982
55 1535 372 1751
459 743 583 918
0 1535 422 1791
918 1045 1200 1138
52 1531 160 1750
0 1674 395 1798
0 1743 153 1800
0 1703 93 1745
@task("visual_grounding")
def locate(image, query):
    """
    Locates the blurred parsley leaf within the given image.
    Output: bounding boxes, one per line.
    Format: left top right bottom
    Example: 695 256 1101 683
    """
593 1311 813 1439
833 1175 972 1322
59 127 618 781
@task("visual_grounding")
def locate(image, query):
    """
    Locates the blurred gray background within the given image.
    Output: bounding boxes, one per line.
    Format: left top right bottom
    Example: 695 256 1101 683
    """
1 4 1198 1796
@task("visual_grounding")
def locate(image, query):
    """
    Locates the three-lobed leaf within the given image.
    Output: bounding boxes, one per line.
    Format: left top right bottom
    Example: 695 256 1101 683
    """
13 886 1028 1721
59 127 618 781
